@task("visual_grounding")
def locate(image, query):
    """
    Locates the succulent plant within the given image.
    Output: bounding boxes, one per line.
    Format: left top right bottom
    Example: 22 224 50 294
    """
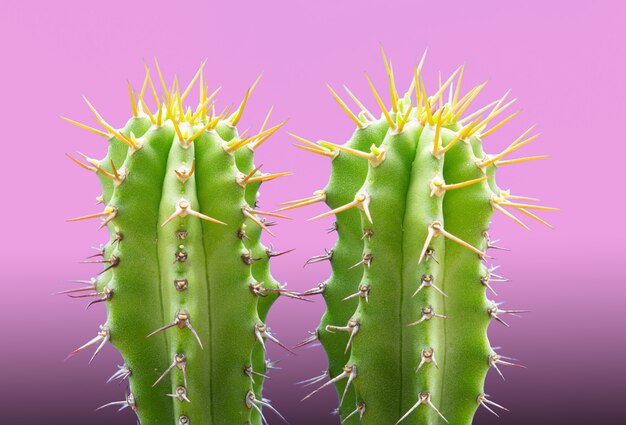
289 50 555 425
63 62 293 425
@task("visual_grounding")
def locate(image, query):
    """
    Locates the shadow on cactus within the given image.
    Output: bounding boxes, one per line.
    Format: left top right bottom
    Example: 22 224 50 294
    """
62 61 296 425
289 49 556 425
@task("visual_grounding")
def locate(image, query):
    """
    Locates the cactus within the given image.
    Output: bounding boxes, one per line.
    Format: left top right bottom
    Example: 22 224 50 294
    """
63 62 294 425
289 51 555 424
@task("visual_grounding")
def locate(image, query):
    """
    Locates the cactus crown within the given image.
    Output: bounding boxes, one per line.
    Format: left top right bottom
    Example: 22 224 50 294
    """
64 61 292 425
289 49 555 425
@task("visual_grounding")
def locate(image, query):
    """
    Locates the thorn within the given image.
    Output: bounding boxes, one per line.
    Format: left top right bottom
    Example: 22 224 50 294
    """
126 81 138 117
488 301 530 327
477 393 509 417
276 190 326 212
430 174 488 197
326 222 338 233
250 119 289 150
396 392 448 424
298 282 327 297
478 129 541 169
107 364 131 384
293 331 319 349
96 393 136 412
174 160 195 184
66 325 110 363
416 348 439 372
166 386 191 403
407 306 447 326
301 365 355 404
412 274 447 297
489 353 526 380
495 155 549 166
246 390 289 425
230 74 262 126
162 198 226 227
180 60 207 102
147 311 203 349
480 110 521 139
327 84 364 128
310 192 371 223
61 116 109 138
491 196 530 230
255 322 294 354
319 141 386 166
304 249 333 267
67 206 117 230
342 402 366 423
326 320 359 354
243 207 280 236
296 370 328 387
154 353 188 387
342 284 370 303
244 365 270 385
266 244 296 258
380 45 399 112
344 85 375 120
364 73 396 130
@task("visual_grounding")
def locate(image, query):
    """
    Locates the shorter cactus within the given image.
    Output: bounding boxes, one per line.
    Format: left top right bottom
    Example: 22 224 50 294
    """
63 61 295 425
289 50 555 425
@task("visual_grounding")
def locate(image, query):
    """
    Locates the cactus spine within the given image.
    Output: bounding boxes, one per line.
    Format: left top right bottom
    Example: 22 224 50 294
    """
63 63 292 425
291 51 555 424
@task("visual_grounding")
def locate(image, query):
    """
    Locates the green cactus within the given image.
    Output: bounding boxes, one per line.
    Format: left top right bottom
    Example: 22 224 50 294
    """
63 62 293 425
289 51 555 424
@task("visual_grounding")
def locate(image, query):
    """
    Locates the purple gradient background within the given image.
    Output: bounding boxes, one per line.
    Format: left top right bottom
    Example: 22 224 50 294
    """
1 1 625 423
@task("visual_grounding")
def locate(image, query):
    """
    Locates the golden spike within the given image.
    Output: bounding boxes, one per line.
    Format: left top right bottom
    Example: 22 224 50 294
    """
310 193 371 223
479 132 541 168
239 164 264 185
327 84 364 128
437 117 482 156
153 57 170 102
199 73 205 103
452 81 488 120
434 222 485 258
169 111 185 142
139 98 156 124
127 81 138 117
66 153 97 172
469 97 517 134
505 194 540 202
188 119 215 143
432 66 463 106
365 73 396 129
246 208 291 220
288 133 331 152
180 60 207 102
380 46 399 112
98 120 137 150
458 99 499 124
440 176 488 193
497 201 558 211
225 123 276 152
250 119 288 150
496 155 548 166
67 206 116 223
139 67 150 102
110 160 121 181
143 64 160 107
260 106 274 133
294 144 336 158
480 110 521 139
242 207 276 236
319 140 381 163
157 102 163 127
230 74 262 126
420 78 434 126
452 65 464 105
491 201 530 230
61 117 109 138
275 191 326 212
432 112 443 154
247 171 292 184
397 104 413 132
162 199 226 227
518 208 554 229
414 66 422 119
344 85 375 120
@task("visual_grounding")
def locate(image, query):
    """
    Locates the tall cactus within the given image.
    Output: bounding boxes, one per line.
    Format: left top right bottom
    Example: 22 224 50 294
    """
289 51 555 424
63 62 294 425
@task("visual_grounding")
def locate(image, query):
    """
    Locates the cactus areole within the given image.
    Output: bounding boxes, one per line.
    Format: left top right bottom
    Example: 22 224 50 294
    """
64 62 293 425
290 50 554 425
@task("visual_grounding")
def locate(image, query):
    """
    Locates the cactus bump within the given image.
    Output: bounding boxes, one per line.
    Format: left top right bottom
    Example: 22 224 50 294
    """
63 62 294 425
289 50 555 424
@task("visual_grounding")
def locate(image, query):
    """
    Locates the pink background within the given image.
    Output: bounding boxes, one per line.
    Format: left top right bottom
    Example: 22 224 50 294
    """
1 1 624 423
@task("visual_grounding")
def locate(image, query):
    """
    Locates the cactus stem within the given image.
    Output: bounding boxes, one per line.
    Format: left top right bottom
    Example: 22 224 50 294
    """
303 248 333 266
161 198 226 227
167 386 192 403
106 364 131 384
255 323 293 354
327 84 366 129
67 325 110 363
396 392 448 425
146 310 204 349
153 353 188 387
342 402 366 423
477 393 509 417
364 73 396 130
96 393 136 412
61 116 110 138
